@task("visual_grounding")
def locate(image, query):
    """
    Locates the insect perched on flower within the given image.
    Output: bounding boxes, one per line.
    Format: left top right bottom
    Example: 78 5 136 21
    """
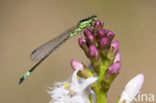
18 15 145 103
19 15 98 84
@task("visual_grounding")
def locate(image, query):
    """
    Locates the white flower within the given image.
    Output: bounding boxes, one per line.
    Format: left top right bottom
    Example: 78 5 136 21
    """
119 74 144 103
48 69 98 103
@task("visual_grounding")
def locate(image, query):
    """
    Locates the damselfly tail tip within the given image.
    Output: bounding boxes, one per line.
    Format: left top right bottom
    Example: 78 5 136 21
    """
19 77 24 85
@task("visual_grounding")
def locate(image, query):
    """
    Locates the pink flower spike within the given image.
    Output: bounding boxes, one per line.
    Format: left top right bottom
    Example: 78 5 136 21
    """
111 40 119 52
89 45 98 58
100 37 109 48
78 38 86 45
108 62 121 75
114 52 121 63
71 60 83 71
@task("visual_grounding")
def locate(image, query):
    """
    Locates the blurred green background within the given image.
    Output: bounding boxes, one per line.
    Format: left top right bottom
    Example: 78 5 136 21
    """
0 0 156 103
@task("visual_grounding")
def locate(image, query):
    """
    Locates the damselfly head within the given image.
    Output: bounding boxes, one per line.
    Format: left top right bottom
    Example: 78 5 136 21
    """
90 15 97 21
79 15 97 24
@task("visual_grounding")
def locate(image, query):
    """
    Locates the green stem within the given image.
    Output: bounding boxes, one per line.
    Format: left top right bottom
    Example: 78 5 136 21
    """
89 94 93 103
96 89 107 103
98 60 110 84
93 83 107 103
102 92 107 103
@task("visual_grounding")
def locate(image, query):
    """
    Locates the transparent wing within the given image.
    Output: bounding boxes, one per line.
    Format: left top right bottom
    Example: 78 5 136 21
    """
31 25 78 61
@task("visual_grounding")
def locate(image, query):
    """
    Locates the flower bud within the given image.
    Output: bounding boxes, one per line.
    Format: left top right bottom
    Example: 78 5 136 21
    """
89 45 99 59
94 20 103 31
95 20 103 27
108 62 121 75
107 31 115 41
78 38 90 57
87 34 95 44
71 60 95 78
83 29 92 37
114 52 120 63
78 38 86 46
98 30 105 37
71 60 83 71
78 37 87 50
111 40 119 53
99 37 109 49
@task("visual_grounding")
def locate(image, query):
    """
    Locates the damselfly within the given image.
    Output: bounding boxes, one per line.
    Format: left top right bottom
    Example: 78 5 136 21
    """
19 15 97 84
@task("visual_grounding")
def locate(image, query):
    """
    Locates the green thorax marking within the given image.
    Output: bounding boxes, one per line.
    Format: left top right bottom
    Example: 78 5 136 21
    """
69 28 81 37
23 72 31 79
69 18 95 37
79 19 93 29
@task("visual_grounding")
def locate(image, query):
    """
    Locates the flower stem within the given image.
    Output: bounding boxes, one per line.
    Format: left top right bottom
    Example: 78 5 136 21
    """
101 92 107 103
89 94 93 103
96 88 107 103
